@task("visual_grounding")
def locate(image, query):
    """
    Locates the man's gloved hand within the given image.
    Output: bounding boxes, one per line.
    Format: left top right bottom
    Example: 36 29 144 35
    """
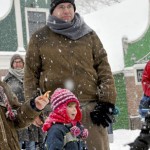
90 101 115 128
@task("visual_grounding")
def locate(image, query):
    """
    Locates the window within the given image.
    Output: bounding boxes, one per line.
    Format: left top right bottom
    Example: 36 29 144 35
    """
25 7 49 43
136 69 144 83
133 64 145 85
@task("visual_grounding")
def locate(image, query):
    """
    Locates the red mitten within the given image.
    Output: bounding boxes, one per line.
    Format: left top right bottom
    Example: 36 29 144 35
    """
81 128 88 139
70 126 81 137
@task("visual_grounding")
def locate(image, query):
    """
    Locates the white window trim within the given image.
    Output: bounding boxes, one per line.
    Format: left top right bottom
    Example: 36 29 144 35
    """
133 64 146 85
25 7 49 43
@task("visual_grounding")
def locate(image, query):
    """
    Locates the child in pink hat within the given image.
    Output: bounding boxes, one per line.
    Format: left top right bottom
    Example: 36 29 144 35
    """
42 88 88 150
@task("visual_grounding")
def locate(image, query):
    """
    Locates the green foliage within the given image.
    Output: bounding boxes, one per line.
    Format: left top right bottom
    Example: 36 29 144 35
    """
113 73 129 129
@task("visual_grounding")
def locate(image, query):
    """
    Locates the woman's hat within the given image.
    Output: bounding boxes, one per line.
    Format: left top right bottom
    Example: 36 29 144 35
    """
10 54 24 68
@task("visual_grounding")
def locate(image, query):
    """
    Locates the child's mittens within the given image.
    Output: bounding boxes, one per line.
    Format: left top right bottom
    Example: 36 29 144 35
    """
81 128 88 139
70 126 89 139
70 126 81 137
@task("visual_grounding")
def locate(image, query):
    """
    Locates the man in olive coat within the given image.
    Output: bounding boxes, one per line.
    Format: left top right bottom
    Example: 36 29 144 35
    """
24 0 117 149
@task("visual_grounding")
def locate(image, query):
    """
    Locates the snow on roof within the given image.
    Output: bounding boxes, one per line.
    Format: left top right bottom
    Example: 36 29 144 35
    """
0 0 13 21
84 0 149 72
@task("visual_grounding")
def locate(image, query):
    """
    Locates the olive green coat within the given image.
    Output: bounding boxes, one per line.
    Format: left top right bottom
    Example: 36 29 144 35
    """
0 81 40 150
24 25 116 103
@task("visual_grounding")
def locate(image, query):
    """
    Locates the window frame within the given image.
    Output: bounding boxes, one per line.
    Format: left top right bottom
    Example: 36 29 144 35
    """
25 7 49 43
133 64 145 85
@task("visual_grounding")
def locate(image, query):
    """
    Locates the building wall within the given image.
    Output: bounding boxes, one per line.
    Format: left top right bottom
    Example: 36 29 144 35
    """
0 3 17 51
125 76 143 115
113 73 129 129
123 65 145 129
0 0 51 52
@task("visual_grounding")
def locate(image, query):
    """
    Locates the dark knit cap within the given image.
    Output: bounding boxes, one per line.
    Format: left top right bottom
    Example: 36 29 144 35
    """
10 54 24 68
50 0 76 14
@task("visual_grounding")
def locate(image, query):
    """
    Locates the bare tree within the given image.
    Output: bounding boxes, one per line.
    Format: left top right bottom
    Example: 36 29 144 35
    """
76 0 126 15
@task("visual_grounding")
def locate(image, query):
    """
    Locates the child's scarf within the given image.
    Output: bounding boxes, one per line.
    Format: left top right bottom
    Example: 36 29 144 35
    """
42 102 81 132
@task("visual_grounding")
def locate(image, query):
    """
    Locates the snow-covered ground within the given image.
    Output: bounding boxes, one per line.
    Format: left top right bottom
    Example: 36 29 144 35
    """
110 129 140 150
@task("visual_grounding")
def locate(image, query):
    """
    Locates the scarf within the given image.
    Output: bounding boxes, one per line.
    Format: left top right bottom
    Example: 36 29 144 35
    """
47 13 93 40
9 68 24 82
42 102 82 132
0 85 17 120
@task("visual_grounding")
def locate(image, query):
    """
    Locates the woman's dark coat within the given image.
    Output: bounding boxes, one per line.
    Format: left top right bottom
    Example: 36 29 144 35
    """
4 72 39 142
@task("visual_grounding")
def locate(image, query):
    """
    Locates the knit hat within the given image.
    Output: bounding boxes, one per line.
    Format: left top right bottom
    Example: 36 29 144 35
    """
42 88 82 132
10 54 24 68
50 0 76 14
51 88 79 110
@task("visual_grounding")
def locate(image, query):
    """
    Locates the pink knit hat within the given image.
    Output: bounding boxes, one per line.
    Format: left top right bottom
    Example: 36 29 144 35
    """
51 88 79 110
